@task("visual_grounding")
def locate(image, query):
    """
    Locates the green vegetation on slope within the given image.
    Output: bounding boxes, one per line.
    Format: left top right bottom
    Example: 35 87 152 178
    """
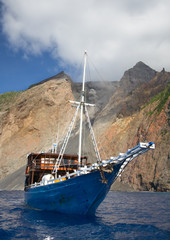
142 84 170 115
0 91 22 111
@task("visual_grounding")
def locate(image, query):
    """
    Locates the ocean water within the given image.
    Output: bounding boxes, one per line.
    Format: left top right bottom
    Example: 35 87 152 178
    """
0 191 169 240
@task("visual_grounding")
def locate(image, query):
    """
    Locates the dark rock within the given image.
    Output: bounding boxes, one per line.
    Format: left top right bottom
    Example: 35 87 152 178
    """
119 61 157 96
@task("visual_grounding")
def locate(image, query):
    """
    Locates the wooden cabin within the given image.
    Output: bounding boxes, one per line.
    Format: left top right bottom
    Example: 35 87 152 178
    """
25 153 88 190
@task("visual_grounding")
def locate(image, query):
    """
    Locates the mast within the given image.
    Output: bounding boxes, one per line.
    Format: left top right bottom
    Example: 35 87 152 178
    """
53 50 100 174
78 50 87 168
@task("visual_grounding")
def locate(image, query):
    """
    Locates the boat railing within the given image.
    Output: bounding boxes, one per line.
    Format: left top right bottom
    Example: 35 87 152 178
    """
99 142 155 167
28 158 79 171
29 142 155 189
30 170 82 188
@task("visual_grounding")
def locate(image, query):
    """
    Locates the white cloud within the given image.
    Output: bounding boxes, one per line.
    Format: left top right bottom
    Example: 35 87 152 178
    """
1 0 170 81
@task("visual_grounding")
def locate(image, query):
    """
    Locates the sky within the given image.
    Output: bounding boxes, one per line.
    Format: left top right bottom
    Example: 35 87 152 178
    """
0 0 170 94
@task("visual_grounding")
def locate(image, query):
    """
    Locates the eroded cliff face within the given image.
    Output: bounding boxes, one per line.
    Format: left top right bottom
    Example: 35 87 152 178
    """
0 64 169 191
0 78 75 179
93 64 170 192
97 97 170 191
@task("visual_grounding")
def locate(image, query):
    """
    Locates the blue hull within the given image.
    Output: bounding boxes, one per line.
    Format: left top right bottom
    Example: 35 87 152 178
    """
25 164 121 215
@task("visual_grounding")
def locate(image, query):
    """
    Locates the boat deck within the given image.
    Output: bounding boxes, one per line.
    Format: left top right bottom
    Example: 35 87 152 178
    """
25 153 88 189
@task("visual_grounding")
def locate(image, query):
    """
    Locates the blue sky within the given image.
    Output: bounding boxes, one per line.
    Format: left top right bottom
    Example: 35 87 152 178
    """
0 0 170 94
0 27 70 93
0 36 63 93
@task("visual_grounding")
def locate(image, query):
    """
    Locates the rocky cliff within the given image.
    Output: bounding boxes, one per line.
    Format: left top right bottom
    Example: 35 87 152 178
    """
0 63 169 191
94 64 170 192
0 77 75 179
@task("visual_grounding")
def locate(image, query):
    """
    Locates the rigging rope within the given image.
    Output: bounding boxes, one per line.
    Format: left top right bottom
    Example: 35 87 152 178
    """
85 105 101 163
88 55 106 82
52 104 80 175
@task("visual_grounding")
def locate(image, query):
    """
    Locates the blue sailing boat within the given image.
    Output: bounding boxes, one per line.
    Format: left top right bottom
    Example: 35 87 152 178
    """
24 51 155 215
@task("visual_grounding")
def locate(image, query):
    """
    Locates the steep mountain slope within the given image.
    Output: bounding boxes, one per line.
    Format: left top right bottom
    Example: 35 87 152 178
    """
0 62 169 191
98 85 170 191
0 74 118 181
93 64 170 192
119 61 156 95
94 63 168 133
0 77 75 180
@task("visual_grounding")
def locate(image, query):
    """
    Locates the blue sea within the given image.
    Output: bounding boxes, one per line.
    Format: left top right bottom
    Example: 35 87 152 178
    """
0 191 169 240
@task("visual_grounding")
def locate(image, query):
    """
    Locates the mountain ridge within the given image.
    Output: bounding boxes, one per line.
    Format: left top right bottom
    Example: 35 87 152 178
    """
0 61 169 191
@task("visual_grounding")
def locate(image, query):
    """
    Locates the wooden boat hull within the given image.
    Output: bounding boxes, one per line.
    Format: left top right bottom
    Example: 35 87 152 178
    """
25 163 121 215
